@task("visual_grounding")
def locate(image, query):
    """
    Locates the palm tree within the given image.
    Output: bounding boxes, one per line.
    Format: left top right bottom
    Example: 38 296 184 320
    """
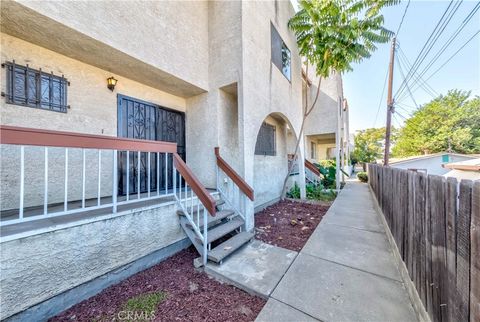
282 0 398 197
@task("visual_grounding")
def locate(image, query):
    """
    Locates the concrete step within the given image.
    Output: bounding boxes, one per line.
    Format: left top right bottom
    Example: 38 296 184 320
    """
215 199 225 210
199 217 244 245
208 231 254 263
183 209 235 230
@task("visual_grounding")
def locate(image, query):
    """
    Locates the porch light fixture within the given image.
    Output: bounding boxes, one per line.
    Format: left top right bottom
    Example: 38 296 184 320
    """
107 76 118 91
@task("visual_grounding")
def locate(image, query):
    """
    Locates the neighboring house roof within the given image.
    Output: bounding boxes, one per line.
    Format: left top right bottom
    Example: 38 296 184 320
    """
443 158 480 171
389 152 480 166
444 169 480 181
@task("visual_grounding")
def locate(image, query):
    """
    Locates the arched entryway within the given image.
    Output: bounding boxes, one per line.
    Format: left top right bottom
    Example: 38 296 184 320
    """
252 112 304 209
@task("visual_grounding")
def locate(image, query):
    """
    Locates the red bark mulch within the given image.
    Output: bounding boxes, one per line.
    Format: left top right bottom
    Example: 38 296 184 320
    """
50 247 265 322
255 200 330 252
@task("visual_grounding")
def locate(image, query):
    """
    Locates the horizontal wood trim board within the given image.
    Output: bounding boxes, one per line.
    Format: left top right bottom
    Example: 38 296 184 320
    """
0 125 177 153
214 147 254 201
173 153 216 216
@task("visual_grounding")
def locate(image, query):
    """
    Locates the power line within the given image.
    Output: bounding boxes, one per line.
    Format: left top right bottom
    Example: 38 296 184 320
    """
395 45 437 102
395 0 461 99
395 54 419 108
397 45 437 97
394 0 455 97
373 66 389 128
418 29 480 88
396 0 411 37
406 2 480 94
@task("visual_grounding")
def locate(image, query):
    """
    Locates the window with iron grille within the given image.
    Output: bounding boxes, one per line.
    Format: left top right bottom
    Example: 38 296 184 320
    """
2 61 69 113
255 122 276 156
271 23 291 81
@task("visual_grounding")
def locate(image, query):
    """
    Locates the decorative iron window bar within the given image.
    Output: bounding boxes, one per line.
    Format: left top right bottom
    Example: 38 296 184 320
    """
255 122 276 156
2 60 70 113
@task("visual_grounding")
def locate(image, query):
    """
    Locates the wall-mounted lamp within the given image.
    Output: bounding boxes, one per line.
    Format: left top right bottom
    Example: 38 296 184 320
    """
107 76 118 91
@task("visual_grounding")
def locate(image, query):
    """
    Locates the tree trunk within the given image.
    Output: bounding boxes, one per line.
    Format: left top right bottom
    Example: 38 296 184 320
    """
281 75 323 199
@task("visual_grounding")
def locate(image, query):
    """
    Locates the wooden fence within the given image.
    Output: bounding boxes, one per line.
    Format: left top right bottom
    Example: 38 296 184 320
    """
367 164 479 322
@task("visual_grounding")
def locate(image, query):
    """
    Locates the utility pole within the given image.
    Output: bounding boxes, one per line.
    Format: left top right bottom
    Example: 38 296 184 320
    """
384 37 396 166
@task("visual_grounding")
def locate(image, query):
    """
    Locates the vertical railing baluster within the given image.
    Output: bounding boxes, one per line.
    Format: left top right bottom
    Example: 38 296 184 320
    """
137 151 140 200
203 210 208 266
113 150 117 213
147 151 151 198
64 148 68 212
97 150 101 206
19 146 24 219
126 151 130 201
173 164 177 197
164 152 168 196
157 152 160 196
180 176 182 201
184 180 187 209
196 195 200 227
82 149 86 208
44 147 48 215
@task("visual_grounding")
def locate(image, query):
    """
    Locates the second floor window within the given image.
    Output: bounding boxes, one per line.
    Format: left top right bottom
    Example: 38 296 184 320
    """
3 61 69 113
271 24 291 81
255 122 276 156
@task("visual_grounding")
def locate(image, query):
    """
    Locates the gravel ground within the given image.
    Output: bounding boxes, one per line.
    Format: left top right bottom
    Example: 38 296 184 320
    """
51 247 265 322
254 200 330 251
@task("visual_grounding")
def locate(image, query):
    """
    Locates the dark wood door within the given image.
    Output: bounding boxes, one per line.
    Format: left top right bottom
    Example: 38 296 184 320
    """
117 94 185 195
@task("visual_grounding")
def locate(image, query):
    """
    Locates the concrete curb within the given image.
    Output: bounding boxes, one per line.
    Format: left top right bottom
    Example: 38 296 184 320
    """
368 185 431 322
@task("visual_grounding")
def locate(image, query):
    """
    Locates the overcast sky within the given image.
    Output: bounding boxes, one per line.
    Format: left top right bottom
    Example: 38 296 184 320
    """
291 0 480 132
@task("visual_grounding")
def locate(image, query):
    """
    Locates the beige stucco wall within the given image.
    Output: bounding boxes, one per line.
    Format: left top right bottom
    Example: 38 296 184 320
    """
240 0 305 217
0 34 186 210
0 203 186 320
253 116 289 208
185 0 243 189
304 73 341 136
0 33 186 133
14 0 210 91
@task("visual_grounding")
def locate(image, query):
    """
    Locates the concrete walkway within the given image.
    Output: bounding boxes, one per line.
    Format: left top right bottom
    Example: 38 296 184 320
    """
256 181 417 322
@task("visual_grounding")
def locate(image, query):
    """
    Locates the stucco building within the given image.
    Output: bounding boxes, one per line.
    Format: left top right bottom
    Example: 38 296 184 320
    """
0 1 349 320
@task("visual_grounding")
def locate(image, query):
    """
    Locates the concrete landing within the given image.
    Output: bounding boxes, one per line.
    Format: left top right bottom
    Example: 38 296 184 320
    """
256 181 418 322
205 239 297 298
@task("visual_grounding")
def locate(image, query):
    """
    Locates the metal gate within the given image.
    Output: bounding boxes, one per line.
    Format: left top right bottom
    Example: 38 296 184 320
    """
117 94 185 196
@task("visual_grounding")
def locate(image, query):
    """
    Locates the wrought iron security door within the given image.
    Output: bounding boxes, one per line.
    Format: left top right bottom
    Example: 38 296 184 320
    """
117 94 185 196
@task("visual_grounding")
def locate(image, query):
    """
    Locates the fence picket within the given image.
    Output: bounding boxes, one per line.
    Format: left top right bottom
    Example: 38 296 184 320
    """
471 181 480 322
407 171 415 279
456 180 473 322
445 177 458 322
429 175 447 322
425 175 433 320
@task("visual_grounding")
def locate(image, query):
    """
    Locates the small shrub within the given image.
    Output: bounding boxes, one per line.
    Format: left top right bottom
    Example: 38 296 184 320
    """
357 172 368 183
306 183 337 202
287 182 301 199
287 182 337 201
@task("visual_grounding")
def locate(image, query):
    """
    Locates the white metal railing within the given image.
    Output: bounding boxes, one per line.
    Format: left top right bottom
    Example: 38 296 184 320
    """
216 166 247 222
305 165 321 184
214 147 254 230
172 153 215 266
0 126 177 227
